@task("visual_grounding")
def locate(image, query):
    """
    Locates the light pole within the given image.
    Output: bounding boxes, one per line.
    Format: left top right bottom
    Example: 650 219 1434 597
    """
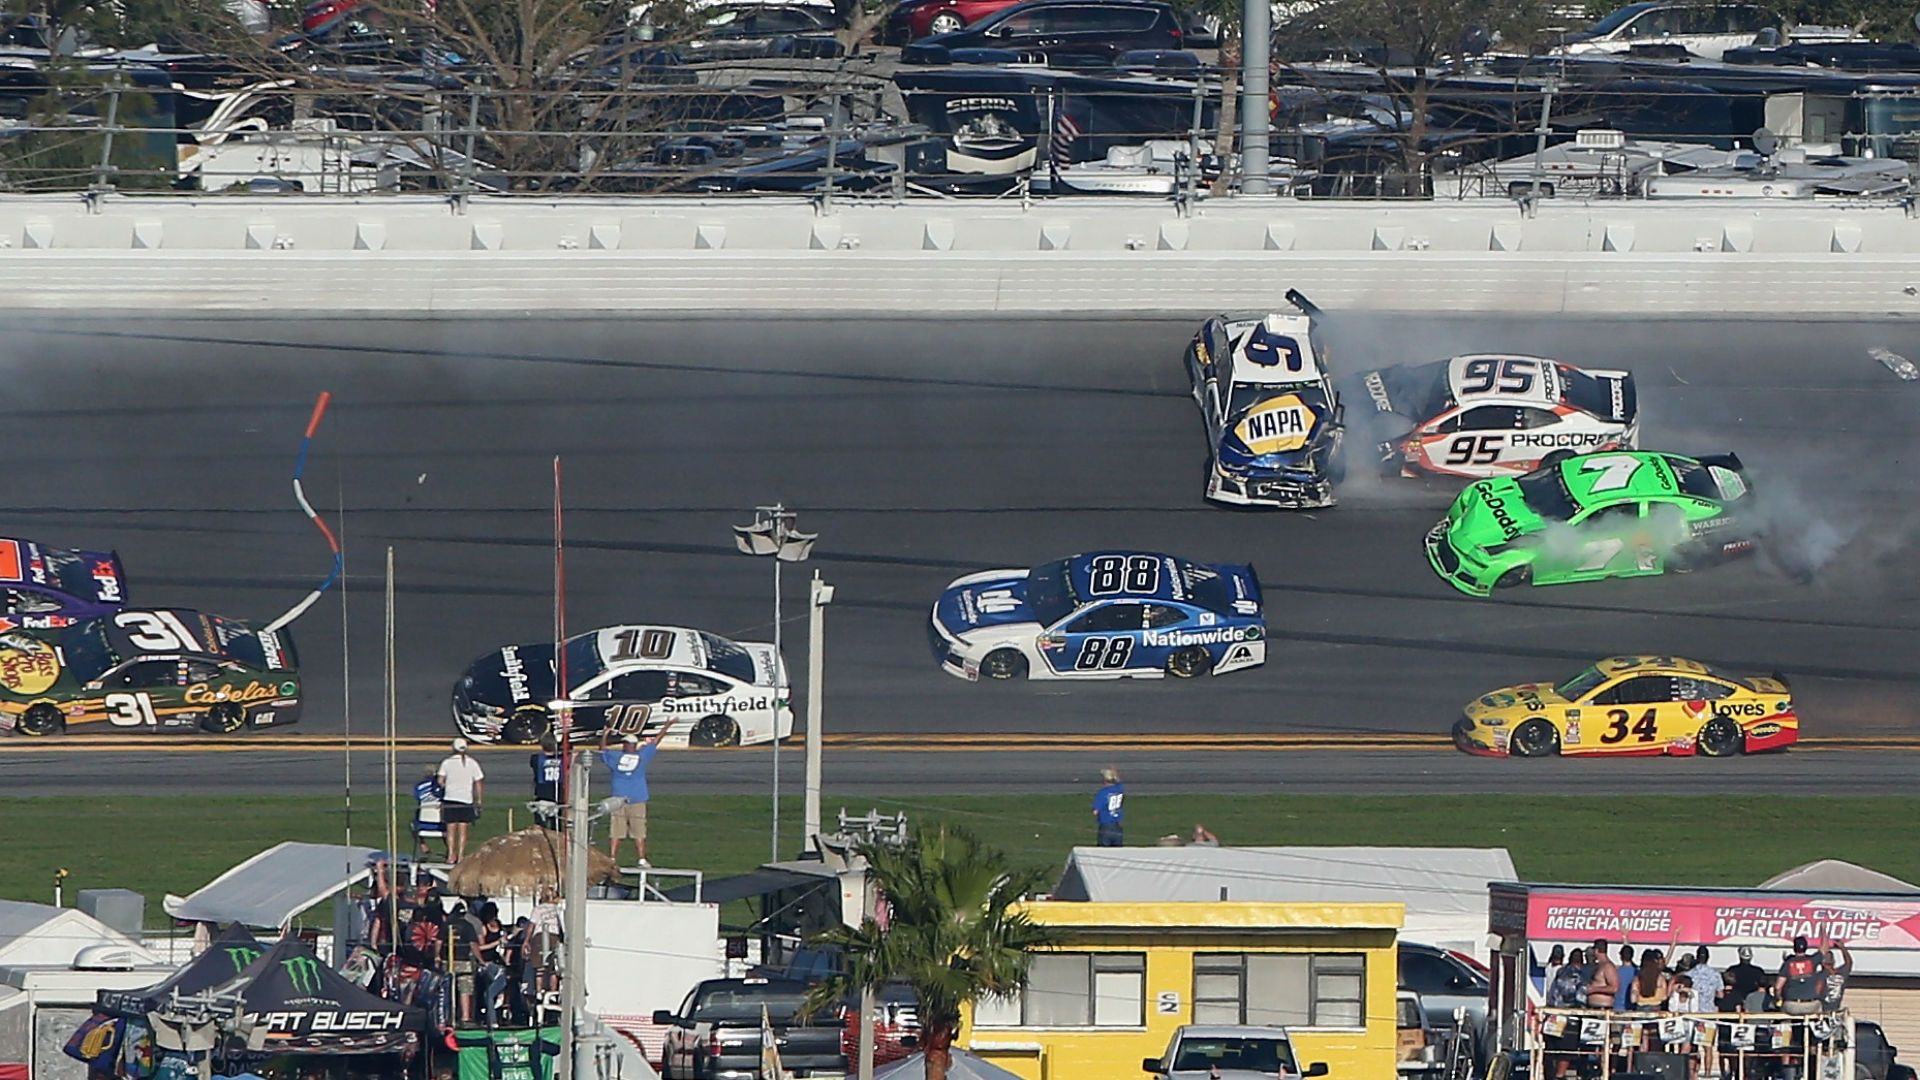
733 504 817 863
804 571 834 852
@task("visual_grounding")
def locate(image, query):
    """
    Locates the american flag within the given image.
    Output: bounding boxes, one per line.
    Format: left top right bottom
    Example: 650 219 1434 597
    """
1050 99 1082 166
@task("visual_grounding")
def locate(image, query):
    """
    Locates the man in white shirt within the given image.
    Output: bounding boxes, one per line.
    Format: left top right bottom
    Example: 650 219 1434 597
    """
438 738 487 863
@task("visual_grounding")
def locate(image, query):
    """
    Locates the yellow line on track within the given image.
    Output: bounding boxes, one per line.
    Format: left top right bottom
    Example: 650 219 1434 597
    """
0 734 1911 754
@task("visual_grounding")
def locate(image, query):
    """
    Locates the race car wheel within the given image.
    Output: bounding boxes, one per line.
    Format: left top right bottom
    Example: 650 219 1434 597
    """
1494 564 1532 589
690 714 741 748
1511 719 1560 758
502 707 550 745
979 649 1027 681
18 703 63 737
1698 715 1744 757
928 10 964 33
202 702 246 734
1166 646 1212 679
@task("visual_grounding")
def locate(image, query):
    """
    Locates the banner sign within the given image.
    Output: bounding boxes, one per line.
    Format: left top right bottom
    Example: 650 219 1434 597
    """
1516 890 1920 946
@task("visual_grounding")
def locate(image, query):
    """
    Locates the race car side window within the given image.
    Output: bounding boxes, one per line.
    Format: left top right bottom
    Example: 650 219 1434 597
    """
1066 602 1145 634
1460 406 1523 431
114 659 179 689
184 660 224 682
1143 604 1187 629
1592 676 1673 705
667 671 723 697
604 670 672 702
1674 677 1733 701
1431 411 1461 435
1519 408 1559 428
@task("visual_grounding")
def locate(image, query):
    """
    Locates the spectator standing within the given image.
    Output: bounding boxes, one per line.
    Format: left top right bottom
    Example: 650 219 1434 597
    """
1822 940 1854 1014
1615 946 1639 1012
1725 946 1768 1009
1547 949 1587 1007
1691 947 1724 1012
437 739 486 863
1630 950 1671 1010
600 728 667 866
1668 973 1699 1014
530 735 563 830
1093 768 1125 847
412 767 445 861
1190 824 1219 847
1587 938 1620 1009
1774 936 1827 1015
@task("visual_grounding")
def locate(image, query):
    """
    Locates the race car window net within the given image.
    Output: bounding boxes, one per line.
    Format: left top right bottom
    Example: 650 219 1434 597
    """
1025 560 1077 627
1516 468 1578 521
1555 666 1609 700
61 619 118 684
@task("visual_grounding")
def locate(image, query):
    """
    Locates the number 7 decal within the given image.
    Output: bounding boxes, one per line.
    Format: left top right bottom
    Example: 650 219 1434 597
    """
1580 454 1643 492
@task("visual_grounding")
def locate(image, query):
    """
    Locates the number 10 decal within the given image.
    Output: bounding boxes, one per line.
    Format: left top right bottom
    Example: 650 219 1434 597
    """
1075 637 1135 670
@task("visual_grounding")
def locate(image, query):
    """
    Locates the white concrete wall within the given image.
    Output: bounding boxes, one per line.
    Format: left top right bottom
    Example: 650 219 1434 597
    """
2 193 1915 314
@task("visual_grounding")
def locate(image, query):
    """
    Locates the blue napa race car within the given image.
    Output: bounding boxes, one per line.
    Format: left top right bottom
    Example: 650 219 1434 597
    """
1185 308 1344 508
928 551 1265 681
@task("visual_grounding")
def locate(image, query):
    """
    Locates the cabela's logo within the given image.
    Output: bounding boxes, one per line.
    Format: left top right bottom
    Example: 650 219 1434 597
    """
185 681 280 705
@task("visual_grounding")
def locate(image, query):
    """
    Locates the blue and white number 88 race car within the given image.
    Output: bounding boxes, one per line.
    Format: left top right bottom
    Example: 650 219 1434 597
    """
928 551 1265 682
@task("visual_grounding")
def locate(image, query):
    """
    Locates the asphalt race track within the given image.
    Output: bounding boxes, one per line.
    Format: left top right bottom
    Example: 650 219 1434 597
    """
0 313 1914 794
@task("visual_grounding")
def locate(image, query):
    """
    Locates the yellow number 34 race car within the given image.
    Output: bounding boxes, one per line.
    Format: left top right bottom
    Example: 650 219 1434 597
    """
1453 656 1797 758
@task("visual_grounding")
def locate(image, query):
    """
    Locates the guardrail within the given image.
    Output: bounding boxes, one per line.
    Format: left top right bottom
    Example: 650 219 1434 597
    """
2 192 1916 315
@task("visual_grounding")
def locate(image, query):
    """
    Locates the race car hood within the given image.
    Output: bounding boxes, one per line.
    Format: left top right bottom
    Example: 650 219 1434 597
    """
1447 477 1546 549
935 571 1034 634
1466 681 1570 721
459 642 559 711
1217 388 1336 473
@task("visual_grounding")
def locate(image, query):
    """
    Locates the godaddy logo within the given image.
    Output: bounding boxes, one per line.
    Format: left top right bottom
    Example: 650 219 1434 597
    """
282 956 324 995
226 946 262 973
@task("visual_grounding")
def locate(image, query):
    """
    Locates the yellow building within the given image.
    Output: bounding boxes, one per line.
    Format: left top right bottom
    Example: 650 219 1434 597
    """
959 901 1403 1080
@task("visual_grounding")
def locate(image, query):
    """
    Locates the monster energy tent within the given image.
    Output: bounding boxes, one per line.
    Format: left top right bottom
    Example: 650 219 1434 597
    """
212 937 421 1056
95 926 265 1020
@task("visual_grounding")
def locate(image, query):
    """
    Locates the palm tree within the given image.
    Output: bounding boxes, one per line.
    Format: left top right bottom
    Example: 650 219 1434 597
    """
803 826 1056 1080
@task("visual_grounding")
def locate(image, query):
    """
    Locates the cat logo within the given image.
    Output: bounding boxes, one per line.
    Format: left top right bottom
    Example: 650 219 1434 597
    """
1234 395 1316 455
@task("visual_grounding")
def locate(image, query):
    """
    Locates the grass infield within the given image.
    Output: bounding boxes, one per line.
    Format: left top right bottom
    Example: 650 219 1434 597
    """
4 794 1917 928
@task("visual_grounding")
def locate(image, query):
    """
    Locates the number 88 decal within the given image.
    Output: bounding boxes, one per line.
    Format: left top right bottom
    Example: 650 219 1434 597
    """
1087 555 1161 596
1075 637 1135 670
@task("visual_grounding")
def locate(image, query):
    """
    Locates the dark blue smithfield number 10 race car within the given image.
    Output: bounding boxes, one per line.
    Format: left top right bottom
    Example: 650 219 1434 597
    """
928 551 1265 681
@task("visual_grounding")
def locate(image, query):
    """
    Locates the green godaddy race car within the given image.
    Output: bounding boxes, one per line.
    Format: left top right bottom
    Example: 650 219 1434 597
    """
1425 450 1759 596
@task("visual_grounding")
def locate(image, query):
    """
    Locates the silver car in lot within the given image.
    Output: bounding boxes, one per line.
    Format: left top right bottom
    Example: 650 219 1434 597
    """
1142 1025 1329 1080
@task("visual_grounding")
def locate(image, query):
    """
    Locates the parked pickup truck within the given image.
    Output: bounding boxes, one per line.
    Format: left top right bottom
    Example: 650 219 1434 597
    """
655 977 848 1080
1143 1025 1329 1080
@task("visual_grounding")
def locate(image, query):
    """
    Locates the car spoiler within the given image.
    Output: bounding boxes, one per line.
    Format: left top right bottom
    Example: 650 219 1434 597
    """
1284 288 1324 319
1694 451 1745 473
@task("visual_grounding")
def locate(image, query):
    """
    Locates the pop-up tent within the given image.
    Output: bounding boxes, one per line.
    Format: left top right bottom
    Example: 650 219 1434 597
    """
96 925 266 1020
210 936 422 1056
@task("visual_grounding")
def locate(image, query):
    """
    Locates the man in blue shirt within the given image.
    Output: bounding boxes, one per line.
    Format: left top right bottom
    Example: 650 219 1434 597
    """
530 734 563 830
1093 767 1124 846
599 727 667 866
1614 945 1638 1012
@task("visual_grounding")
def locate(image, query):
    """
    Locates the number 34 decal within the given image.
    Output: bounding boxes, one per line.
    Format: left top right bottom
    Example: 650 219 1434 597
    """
1599 707 1659 744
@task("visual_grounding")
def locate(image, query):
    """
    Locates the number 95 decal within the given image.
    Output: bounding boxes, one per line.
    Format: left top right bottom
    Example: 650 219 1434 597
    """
1444 434 1503 466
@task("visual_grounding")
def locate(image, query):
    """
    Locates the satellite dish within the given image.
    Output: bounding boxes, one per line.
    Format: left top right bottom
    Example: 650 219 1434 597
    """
1752 127 1779 155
